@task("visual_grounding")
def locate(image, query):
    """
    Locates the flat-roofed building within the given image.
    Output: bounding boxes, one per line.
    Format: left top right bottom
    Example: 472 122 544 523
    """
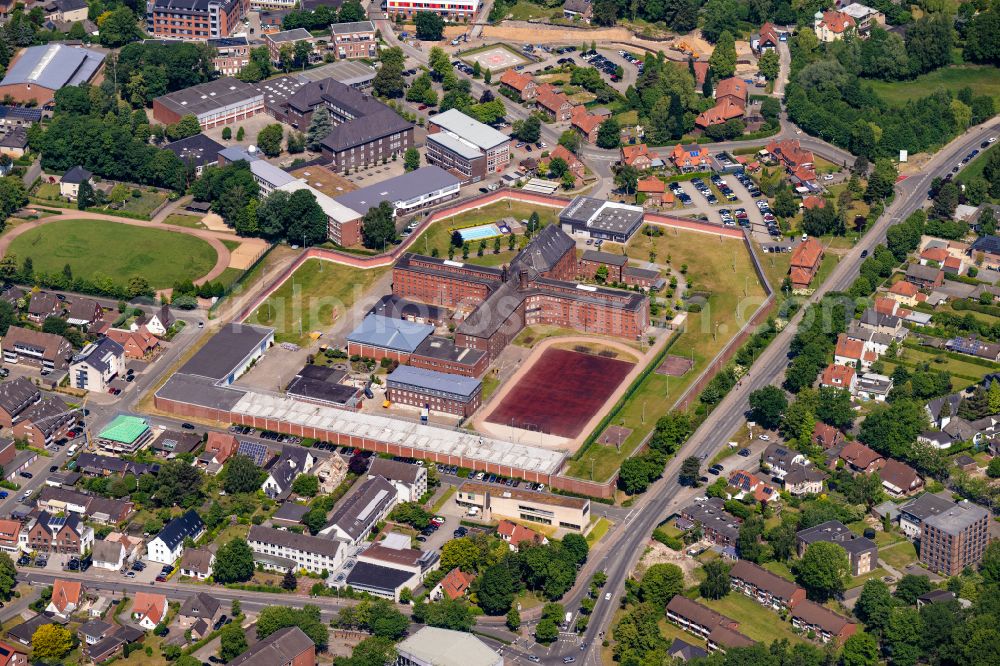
899 492 955 539
559 196 645 243
386 0 478 19
456 480 590 532
396 627 501 666
146 0 249 40
346 314 433 362
0 44 104 107
409 335 488 377
386 365 482 417
426 109 511 183
285 365 363 410
920 499 990 575
331 21 377 60
164 133 226 175
96 415 154 454
152 77 264 129
178 323 274 385
333 166 460 218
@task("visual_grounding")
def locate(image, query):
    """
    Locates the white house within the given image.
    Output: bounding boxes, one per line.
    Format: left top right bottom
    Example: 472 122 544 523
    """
146 510 205 565
141 306 175 337
69 338 124 393
261 448 314 500
179 548 215 581
59 165 91 200
91 540 125 571
247 525 344 574
367 457 428 503
132 592 167 631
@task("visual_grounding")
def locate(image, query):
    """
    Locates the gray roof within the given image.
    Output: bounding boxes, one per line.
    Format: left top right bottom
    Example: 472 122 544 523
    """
906 263 943 281
181 547 214 575
154 77 262 120
248 524 341 559
783 463 827 485
325 475 396 541
267 28 313 43
0 126 28 149
155 373 248 411
218 146 260 163
368 457 424 485
321 107 412 152
346 560 414 592
430 109 509 150
346 314 433 354
331 20 375 33
1 44 104 90
295 60 376 86
333 166 460 213
265 448 311 497
155 510 205 550
900 493 956 521
796 520 876 555
581 250 628 266
78 619 112 639
61 165 91 184
91 539 124 564
514 224 576 277
387 365 481 400
396 627 500 666
72 338 124 373
412 336 486 366
272 502 309 523
179 324 273 381
230 626 315 666
668 638 708 662
250 159 298 188
427 130 483 160
179 592 221 620
165 134 225 168
0 376 40 418
923 500 989 535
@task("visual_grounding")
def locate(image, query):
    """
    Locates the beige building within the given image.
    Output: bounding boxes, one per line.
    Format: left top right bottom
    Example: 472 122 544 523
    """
456 481 590 532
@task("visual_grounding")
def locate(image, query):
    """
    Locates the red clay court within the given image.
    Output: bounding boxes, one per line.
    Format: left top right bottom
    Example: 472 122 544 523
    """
486 348 634 439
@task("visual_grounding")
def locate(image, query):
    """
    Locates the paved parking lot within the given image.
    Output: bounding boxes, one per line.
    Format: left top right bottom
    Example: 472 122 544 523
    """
668 174 768 230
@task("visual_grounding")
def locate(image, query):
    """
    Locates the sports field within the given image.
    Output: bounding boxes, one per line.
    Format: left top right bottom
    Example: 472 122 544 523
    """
486 348 634 438
8 219 217 289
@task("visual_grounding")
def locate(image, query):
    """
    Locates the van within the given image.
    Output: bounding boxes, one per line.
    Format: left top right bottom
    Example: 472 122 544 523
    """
467 507 480 516
565 612 573 625
67 444 78 455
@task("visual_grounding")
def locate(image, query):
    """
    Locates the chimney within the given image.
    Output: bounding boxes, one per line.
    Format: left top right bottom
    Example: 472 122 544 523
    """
519 270 528 290
501 264 508 283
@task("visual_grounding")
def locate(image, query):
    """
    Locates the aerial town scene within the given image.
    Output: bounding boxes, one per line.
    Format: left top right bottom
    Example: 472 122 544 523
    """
0 0 990 664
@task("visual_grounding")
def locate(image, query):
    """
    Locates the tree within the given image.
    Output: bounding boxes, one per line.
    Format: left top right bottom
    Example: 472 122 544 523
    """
506 607 520 631
855 578 893 634
213 538 255 584
99 6 142 48
223 454 263 494
559 130 581 153
281 570 297 590
614 164 639 194
440 538 481 573
154 461 203 507
257 606 328 649
512 115 541 143
373 47 406 98
894 574 931 605
758 49 779 80
404 148 420 172
477 562 517 615
817 387 855 429
76 180 96 211
709 31 737 78
291 474 319 497
988 457 1000 479
535 618 558 643
389 502 432 529
548 157 569 179
0 554 15 601
679 456 700 486
256 124 284 157
415 11 445 40
31 624 73 660
748 385 787 430
237 127 245 141
222 127 232 141
931 180 959 220
639 563 683 607
305 107 332 151
596 118 621 149
865 157 898 203
699 560 731 600
772 188 798 219
841 631 879 666
219 623 248 662
562 533 589 565
167 115 202 141
794 541 848 601
361 201 396 250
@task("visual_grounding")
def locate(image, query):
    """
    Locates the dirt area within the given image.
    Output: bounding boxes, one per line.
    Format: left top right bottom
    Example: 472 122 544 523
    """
229 238 268 269
479 23 634 44
200 212 230 232
899 152 935 176
289 164 357 198
637 539 702 587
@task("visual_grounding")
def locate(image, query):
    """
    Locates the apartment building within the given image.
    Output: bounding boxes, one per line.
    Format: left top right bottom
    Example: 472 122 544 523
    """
247 525 344 573
729 560 806 612
1 326 72 372
385 365 482 417
425 109 511 183
331 21 377 60
919 500 990 575
69 338 125 393
796 520 877 576
367 457 428 503
319 475 397 545
146 0 249 40
208 36 251 76
385 0 478 19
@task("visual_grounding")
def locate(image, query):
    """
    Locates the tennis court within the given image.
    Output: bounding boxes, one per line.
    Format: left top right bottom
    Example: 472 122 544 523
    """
485 348 634 438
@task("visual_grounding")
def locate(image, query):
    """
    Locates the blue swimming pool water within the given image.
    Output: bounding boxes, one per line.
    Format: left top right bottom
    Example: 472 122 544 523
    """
459 224 502 242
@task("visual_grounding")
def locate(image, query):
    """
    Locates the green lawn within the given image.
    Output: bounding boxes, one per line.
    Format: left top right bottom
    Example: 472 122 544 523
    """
507 0 558 19
249 258 388 346
762 560 795 581
880 541 918 571
163 213 207 229
958 143 998 186
214 267 244 289
865 66 1000 109
586 516 612 546
118 190 167 217
9 219 218 289
812 252 840 288
700 592 805 645
847 567 888 590
408 201 560 268
566 228 767 481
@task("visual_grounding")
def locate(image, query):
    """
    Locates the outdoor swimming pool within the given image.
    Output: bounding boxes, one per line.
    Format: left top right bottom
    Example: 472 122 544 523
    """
459 223 502 242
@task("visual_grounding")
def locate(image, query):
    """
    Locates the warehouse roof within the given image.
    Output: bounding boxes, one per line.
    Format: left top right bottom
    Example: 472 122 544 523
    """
397 627 500 666
154 77 262 119
430 109 509 150
164 134 225 168
1 44 104 90
179 324 273 381
427 130 483 160
295 60 376 86
334 166 459 213
346 314 433 354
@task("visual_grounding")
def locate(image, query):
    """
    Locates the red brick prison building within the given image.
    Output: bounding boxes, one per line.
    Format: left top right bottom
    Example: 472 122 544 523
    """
393 225 649 362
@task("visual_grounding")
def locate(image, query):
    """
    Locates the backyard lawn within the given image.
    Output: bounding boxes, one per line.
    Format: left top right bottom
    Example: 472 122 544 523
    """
32 183 167 219
880 541 918 571
507 0 558 19
865 66 1000 109
407 201 560 268
9 219 218 289
566 228 767 481
163 213 207 229
249 258 388 346
700 592 805 644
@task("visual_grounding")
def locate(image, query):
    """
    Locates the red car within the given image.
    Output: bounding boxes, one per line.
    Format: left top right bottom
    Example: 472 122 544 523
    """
66 431 76 439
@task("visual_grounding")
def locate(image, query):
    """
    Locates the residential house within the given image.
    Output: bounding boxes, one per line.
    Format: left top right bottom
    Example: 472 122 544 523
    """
146 510 206 565
789 238 824 290
36 486 135 524
261 447 314 500
695 77 748 128
499 69 537 101
727 470 780 504
834 334 876 371
668 638 709 662
46 580 83 620
140 306 175 337
917 589 958 608
198 431 238 473
945 336 1000 361
821 363 857 392
78 620 114 649
840 2 885 33
535 89 574 121
180 548 215 580
319 475 397 545
859 309 905 338
888 280 924 307
59 166 91 200
26 292 60 324
968 234 1000 271
621 144 658 169
330 21 378 60
70 338 125 393
26 511 93 555
905 264 944 289
229 626 316 666
496 520 546 551
562 0 592 21
1 325 73 372
677 498 741 547
248 524 344 573
177 592 222 639
815 10 856 41
0 376 40 427
925 393 963 429
91 540 126 571
782 464 827 495
753 22 781 52
0 520 19 554
670 143 710 172
65 299 102 327
637 177 670 207
791 600 857 643
796 520 877 575
150 429 202 457
761 443 808 479
0 126 27 159
549 144 585 180
367 457 427 502
839 441 884 474
766 139 815 178
431 567 476 601
571 107 603 144
812 422 844 450
856 372 893 401
105 328 159 359
729 560 806 611
880 458 923 498
131 592 167 631
74 453 157 479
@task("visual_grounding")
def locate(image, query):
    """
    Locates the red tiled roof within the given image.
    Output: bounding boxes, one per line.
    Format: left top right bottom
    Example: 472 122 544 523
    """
840 441 883 470
51 580 82 614
695 98 745 128
921 247 948 262
133 592 167 625
821 363 855 387
497 520 543 547
944 256 962 270
536 90 572 113
438 567 476 600
820 10 856 33
715 77 748 103
572 112 603 135
835 333 864 361
802 196 825 210
889 281 918 297
499 69 533 92
692 61 709 87
549 144 583 171
791 237 823 270
637 176 666 193
874 296 898 315
759 22 780 46
812 422 842 449
766 139 814 170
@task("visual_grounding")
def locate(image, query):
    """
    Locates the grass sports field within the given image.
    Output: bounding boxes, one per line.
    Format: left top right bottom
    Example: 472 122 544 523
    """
9 219 217 289
865 66 1000 108
248 258 388 346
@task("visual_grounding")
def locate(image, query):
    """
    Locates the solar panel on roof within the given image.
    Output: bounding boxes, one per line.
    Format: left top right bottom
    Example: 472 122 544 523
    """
238 440 269 465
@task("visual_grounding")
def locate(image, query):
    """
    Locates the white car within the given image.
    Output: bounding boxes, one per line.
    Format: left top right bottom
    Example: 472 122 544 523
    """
758 434 770 441
604 592 612 601
990 137 997 143
823 174 834 181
